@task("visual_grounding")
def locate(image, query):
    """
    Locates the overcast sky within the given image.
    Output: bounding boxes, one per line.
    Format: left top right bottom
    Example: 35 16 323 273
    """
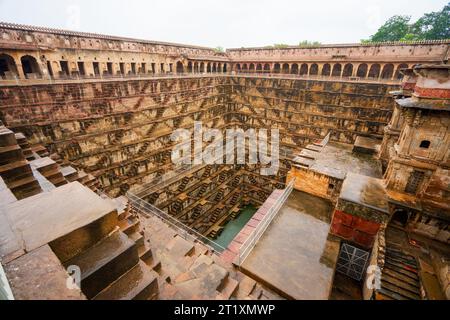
0 0 447 48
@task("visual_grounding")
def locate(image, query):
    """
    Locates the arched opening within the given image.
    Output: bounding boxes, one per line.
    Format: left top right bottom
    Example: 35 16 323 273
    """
223 63 227 73
310 64 319 75
187 62 193 73
193 62 199 73
249 63 255 72
332 64 342 77
300 64 308 75
390 210 409 228
321 64 331 76
368 64 381 79
256 64 262 72
264 64 270 72
212 63 217 73
420 140 431 149
235 64 241 72
200 62 205 73
273 63 281 74
0 53 19 79
176 61 184 74
395 64 409 80
21 55 41 78
291 63 299 74
282 63 290 74
356 64 368 78
381 64 394 79
342 64 353 77
242 64 248 72
207 63 212 73
218 63 222 72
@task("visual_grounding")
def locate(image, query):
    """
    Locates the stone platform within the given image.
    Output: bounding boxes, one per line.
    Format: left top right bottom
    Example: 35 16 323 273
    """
239 190 340 300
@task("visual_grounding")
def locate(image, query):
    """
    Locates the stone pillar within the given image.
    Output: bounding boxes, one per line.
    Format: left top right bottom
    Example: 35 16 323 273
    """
352 63 359 78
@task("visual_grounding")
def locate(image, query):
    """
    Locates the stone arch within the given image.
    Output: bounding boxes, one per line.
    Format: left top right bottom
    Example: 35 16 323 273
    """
291 63 299 74
249 63 255 72
223 63 227 73
300 63 308 75
21 55 41 78
200 62 205 73
207 62 212 73
0 53 19 78
193 62 199 73
187 61 193 73
273 63 281 73
332 64 342 77
395 63 409 80
356 63 368 78
235 63 241 72
321 63 331 76
310 63 319 75
264 64 270 72
390 209 409 228
368 64 381 79
212 63 217 72
342 63 353 77
381 64 394 79
176 61 184 74
256 63 262 72
282 63 290 74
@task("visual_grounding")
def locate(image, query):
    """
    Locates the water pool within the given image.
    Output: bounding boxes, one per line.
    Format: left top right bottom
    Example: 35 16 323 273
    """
212 205 258 249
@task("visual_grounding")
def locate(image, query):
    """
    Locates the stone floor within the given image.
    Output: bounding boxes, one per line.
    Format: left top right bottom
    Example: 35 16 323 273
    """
139 214 284 300
240 190 340 300
310 142 383 179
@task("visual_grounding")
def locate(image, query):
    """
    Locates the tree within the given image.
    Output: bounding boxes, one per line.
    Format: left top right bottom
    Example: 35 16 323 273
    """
273 43 289 48
215 46 225 53
298 40 321 47
370 15 411 42
364 3 450 42
413 3 450 40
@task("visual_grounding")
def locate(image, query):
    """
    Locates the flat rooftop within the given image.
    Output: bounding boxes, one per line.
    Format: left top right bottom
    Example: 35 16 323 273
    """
294 142 383 180
240 190 340 300
340 173 389 214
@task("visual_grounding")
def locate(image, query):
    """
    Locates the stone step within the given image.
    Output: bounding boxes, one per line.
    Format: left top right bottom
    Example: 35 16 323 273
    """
119 216 140 236
129 231 145 247
93 260 158 300
63 230 139 299
218 277 239 300
165 235 195 259
138 242 153 262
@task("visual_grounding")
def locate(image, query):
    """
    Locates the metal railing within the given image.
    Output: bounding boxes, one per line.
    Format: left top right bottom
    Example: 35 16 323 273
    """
0 263 14 300
0 70 402 86
236 178 295 266
234 72 402 84
127 192 227 254
132 164 195 198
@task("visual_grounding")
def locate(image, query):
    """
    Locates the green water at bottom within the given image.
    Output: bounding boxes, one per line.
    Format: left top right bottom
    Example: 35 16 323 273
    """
212 205 258 249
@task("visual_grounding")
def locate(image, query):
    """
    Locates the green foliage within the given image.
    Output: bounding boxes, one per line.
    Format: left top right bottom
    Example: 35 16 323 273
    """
370 15 412 42
273 43 289 48
215 46 225 53
365 3 450 42
413 3 450 40
298 40 321 47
